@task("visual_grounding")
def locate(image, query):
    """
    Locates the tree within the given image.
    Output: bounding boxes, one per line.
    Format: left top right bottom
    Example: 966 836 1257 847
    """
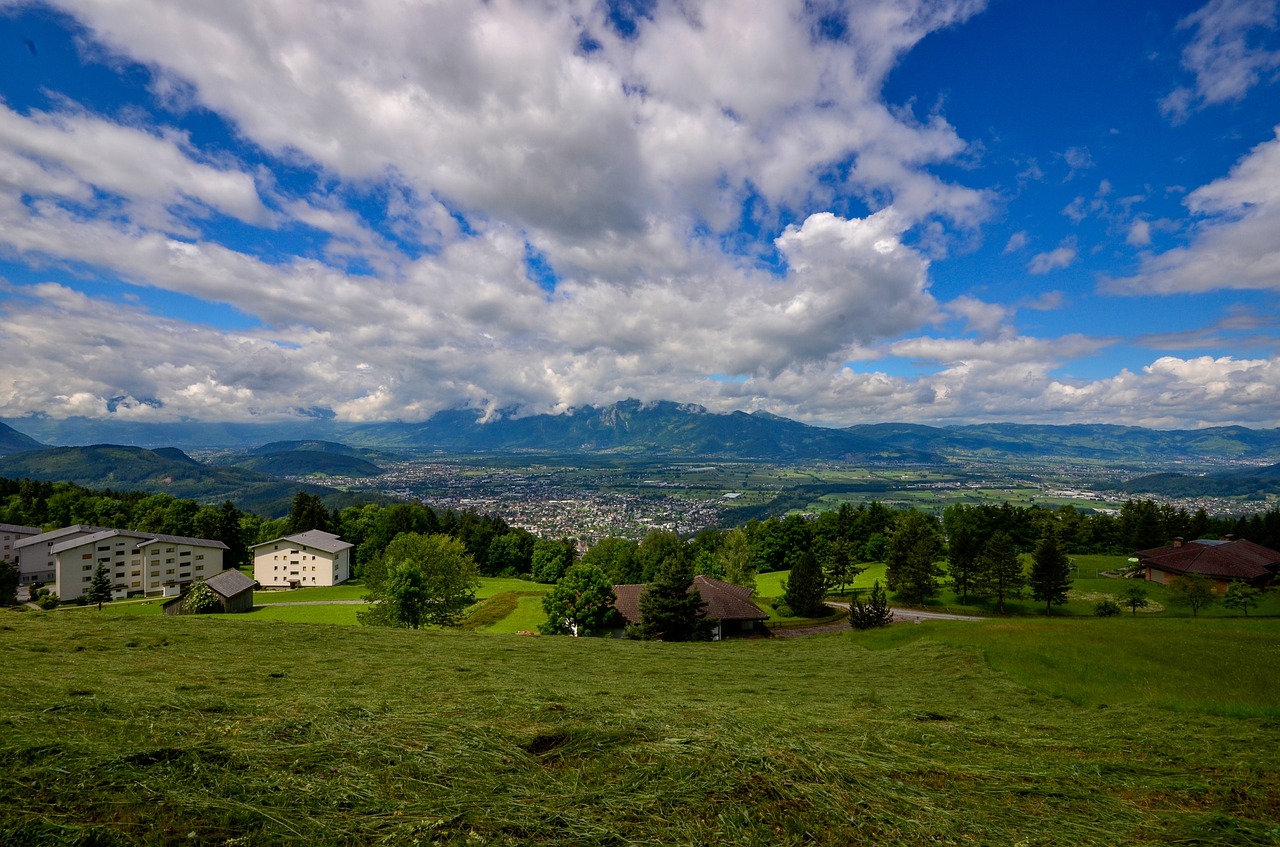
943 505 984 603
1118 584 1149 616
0 560 17 606
975 531 1024 614
783 548 828 617
539 563 618 636
87 562 113 610
1167 573 1215 617
1094 599 1122 617
1223 581 1261 616
1028 529 1073 614
714 528 756 590
531 537 576 584
636 529 687 583
885 510 944 605
818 536 862 596
637 553 705 641
285 491 331 535
358 533 479 629
849 580 893 630
582 536 641 584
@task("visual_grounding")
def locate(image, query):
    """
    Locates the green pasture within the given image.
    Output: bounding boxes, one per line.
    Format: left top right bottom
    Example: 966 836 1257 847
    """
2 611 1277 846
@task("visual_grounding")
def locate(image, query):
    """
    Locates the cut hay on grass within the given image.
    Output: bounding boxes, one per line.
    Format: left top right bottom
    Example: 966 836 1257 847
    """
2 611 1277 846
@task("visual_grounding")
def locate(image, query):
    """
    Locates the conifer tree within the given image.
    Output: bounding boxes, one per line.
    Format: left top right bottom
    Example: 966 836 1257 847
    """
783 548 828 617
1028 529 1073 614
885 510 944 604
975 531 1023 614
87 562 113 610
638 553 705 641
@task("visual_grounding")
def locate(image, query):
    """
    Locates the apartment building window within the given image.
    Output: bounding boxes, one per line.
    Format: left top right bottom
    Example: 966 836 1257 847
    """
166 547 174 553
180 551 191 557
131 581 141 588
150 570 159 577
166 558 175 564
165 568 175 575
195 565 204 572
131 570 141 577
195 554 204 560
97 545 110 552
82 553 91 560
150 547 160 555
82 564 92 572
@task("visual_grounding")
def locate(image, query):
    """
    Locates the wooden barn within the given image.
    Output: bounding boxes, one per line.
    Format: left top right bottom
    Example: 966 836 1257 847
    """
164 568 258 615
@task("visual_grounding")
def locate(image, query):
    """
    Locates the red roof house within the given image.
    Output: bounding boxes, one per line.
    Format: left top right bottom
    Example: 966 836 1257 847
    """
612 575 769 640
1135 537 1278 592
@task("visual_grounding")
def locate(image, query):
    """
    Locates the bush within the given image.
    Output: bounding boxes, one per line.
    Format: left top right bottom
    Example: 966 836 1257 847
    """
183 581 221 614
36 593 61 610
771 601 795 618
1094 599 1122 617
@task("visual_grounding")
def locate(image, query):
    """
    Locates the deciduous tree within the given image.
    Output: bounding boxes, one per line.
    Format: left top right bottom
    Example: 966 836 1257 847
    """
540 563 618 636
1223 581 1261 616
358 533 479 629
1167 573 1215 617
1118 583 1149 616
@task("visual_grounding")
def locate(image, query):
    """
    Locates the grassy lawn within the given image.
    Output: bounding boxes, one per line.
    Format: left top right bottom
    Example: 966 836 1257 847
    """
243 604 364 626
2 611 1277 846
253 581 368 604
476 576 550 599
480 593 548 633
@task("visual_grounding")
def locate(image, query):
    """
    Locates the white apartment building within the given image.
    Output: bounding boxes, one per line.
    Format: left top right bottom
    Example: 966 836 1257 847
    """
252 530 352 588
1 522 41 572
13 524 110 587
49 529 228 602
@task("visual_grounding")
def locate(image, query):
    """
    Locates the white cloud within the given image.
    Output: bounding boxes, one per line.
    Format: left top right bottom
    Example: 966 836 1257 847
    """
1161 0 1280 122
1002 230 1030 253
1107 126 1280 293
1028 242 1078 274
1127 219 1153 246
946 295 1010 338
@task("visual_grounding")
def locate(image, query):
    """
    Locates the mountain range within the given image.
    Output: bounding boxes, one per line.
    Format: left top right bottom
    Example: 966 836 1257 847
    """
5 400 1280 466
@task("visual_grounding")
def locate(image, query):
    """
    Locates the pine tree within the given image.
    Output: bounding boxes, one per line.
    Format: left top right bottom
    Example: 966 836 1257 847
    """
783 548 828 617
849 580 894 629
975 531 1023 614
1028 529 1073 614
87 562 113 610
885 510 944 604
638 554 705 641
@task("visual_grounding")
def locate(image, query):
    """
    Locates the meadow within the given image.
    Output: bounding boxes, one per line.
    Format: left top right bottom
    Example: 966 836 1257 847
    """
1 609 1276 846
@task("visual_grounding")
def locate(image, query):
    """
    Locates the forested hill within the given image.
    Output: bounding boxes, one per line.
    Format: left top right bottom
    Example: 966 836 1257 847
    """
0 422 44 456
0 445 388 517
845 422 1280 464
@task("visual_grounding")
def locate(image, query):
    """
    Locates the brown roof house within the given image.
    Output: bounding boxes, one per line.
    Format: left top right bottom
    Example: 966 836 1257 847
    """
1134 537 1279 593
612 575 769 640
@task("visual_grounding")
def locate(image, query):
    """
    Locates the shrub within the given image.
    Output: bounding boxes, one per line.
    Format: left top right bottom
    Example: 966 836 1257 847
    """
36 593 61 610
850 581 894 630
1094 599 1122 617
183 581 221 614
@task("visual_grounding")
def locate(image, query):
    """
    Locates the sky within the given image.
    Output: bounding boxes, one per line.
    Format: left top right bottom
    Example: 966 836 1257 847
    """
0 0 1278 430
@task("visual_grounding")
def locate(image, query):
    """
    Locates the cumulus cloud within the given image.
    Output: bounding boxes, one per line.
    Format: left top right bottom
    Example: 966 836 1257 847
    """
1002 230 1030 253
1028 242 1078 274
1161 0 1280 122
1107 126 1280 293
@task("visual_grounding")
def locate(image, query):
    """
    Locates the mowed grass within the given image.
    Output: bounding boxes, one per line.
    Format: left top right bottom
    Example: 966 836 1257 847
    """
2 611 1277 846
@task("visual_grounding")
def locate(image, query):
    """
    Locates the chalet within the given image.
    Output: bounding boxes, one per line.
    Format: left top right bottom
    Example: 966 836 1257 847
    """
1134 537 1279 593
612 575 769 640
252 530 353 588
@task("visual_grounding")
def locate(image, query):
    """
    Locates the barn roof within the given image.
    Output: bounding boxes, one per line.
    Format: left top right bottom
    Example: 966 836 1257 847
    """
1135 538 1279 583
204 568 258 599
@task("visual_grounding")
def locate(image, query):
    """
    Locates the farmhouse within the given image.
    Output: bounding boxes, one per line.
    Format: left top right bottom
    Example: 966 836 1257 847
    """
612 574 769 640
44 528 228 602
252 529 352 588
1135 536 1279 593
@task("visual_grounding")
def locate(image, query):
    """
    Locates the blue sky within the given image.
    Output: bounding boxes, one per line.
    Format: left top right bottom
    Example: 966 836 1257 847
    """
0 0 1278 428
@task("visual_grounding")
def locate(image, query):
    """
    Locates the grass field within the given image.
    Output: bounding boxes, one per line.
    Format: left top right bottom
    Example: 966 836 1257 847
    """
1 610 1276 846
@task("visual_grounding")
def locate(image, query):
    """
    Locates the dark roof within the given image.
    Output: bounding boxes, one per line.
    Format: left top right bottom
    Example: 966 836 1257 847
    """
612 575 768 625
204 568 258 599
49 528 229 555
1136 539 1280 583
251 530 352 554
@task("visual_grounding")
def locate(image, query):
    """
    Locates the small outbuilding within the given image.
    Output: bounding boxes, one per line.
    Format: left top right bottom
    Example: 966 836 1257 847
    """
612 575 769 640
164 568 258 615
1134 537 1279 593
